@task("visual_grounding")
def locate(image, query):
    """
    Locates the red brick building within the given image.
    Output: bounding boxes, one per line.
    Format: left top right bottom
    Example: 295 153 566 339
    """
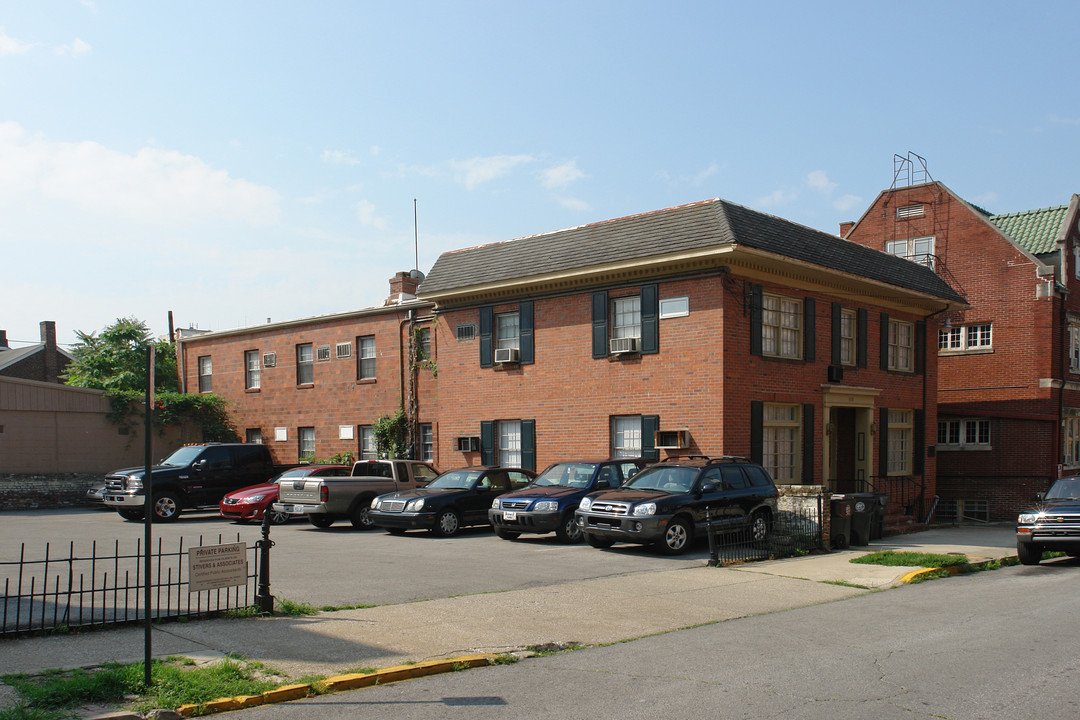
418 199 966 523
0 322 71 384
844 181 1080 520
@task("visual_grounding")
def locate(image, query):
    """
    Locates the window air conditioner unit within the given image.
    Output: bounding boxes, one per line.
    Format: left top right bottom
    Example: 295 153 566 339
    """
494 347 519 364
654 429 689 449
455 436 481 452
262 352 277 368
609 337 638 355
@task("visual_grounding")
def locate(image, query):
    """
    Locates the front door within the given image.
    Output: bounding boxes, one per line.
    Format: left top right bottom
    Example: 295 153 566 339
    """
831 407 858 493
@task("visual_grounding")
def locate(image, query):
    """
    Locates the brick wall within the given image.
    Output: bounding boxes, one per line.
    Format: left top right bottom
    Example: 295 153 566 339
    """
0 473 103 510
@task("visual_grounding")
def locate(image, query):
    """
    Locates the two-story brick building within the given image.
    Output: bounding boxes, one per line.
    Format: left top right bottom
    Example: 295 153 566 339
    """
418 198 966 523
843 180 1080 520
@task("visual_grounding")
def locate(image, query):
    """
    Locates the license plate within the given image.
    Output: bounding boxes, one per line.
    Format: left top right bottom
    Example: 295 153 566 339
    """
281 504 305 514
503 511 517 521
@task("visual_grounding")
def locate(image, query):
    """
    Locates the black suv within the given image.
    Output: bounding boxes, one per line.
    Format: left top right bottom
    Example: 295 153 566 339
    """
1016 475 1080 565
574 456 779 555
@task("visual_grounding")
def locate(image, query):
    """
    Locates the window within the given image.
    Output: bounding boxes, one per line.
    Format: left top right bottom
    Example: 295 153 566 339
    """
357 336 376 380
840 309 856 366
611 416 643 458
763 404 800 482
1070 324 1080 373
888 320 914 372
358 425 376 460
415 327 431 361
244 350 260 390
456 324 477 342
938 324 992 352
497 420 522 467
198 356 212 393
887 410 913 475
1065 411 1080 466
611 296 641 340
659 297 689 319
336 342 352 359
296 344 314 384
762 294 802 359
245 428 262 444
886 236 935 268
420 423 433 462
298 427 315 460
937 419 990 448
495 312 520 352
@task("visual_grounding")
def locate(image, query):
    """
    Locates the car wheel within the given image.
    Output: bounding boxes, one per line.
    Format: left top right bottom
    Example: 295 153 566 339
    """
434 509 461 537
1017 540 1043 566
659 517 692 555
387 528 407 536
495 529 521 541
309 515 335 529
350 503 375 530
749 511 770 542
118 508 143 521
267 510 290 525
555 513 583 544
152 492 181 522
585 533 615 549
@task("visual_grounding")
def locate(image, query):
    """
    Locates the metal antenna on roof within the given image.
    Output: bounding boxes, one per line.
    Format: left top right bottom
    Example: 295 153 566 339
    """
414 198 419 273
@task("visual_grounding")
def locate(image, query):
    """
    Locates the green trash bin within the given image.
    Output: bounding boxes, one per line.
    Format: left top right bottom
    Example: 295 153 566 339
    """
869 493 888 540
849 492 874 546
830 495 854 549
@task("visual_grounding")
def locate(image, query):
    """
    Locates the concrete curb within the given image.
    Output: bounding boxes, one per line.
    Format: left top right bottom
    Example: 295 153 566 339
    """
898 555 1017 584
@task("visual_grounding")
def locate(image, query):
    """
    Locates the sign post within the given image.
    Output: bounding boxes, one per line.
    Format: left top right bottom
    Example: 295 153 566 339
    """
143 345 154 686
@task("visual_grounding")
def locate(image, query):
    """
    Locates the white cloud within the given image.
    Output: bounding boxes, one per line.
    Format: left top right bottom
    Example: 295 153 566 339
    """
355 199 387 228
370 145 381 156
692 162 718 185
756 188 797 207
832 194 862 212
541 160 584 190
0 28 32 56
0 122 280 226
807 170 837 194
556 196 590 211
1049 114 1080 126
56 38 91 57
80 0 99 12
451 154 534 190
321 149 361 165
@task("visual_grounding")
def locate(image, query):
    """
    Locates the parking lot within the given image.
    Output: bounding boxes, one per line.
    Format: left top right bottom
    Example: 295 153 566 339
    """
0 506 713 611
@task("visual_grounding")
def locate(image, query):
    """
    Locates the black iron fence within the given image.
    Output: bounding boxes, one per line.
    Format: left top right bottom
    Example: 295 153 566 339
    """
0 533 260 637
707 502 824 566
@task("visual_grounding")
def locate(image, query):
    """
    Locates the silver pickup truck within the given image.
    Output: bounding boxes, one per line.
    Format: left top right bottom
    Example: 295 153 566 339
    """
273 459 440 529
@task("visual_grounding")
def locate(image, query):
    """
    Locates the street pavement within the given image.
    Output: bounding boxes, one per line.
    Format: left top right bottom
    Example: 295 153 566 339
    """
0 524 1018 714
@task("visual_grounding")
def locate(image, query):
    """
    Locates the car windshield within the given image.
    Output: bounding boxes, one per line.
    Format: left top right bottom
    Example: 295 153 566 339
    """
532 463 597 488
158 446 205 467
273 467 316 483
624 466 697 493
428 469 485 490
1046 478 1080 500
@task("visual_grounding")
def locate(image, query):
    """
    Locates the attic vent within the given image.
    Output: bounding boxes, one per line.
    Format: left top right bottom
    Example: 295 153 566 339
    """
897 204 924 219
456 323 477 342
336 342 352 359
316 345 332 361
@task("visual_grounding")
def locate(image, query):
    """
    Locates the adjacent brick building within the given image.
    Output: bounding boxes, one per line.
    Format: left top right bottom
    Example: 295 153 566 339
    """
844 180 1080 520
0 321 72 384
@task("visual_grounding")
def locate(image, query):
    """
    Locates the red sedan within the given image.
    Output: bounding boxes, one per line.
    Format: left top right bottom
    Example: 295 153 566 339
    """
220 464 351 524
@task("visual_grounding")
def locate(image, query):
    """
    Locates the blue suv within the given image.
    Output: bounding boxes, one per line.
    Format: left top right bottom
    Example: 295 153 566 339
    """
489 458 650 543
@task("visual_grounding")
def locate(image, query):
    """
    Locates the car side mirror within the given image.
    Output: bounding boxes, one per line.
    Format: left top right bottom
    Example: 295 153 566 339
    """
700 483 716 494
1035 492 1045 501
192 460 205 473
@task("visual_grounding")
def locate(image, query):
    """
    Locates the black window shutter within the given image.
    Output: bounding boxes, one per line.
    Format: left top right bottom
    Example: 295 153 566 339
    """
592 291 609 359
519 301 534 365
913 409 925 475
642 415 659 460
831 302 842 365
914 320 926 375
857 308 868 368
750 401 764 465
479 307 494 368
521 420 536 471
802 403 815 483
804 297 816 363
879 312 890 371
640 284 659 354
480 421 495 466
749 284 763 356
878 408 890 479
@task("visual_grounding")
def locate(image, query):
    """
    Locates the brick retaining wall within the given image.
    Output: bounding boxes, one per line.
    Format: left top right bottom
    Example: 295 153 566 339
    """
0 473 103 510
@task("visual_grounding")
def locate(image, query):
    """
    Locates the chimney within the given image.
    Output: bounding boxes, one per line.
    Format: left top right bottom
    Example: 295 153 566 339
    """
0 330 8 350
838 221 855 238
40 321 59 383
385 271 421 305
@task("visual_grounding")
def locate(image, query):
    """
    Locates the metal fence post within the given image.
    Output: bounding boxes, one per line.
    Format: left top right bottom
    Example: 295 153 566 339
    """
706 505 719 567
255 513 275 613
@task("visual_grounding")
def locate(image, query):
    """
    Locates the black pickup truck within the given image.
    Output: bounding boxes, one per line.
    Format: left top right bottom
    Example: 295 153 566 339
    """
103 443 290 522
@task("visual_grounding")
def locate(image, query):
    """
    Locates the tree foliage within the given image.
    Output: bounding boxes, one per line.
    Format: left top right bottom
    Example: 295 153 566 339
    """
64 316 178 392
108 390 240 443
373 408 410 459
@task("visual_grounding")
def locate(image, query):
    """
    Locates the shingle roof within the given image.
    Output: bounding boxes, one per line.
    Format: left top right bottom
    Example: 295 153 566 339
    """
420 198 965 304
0 344 44 371
989 205 1068 255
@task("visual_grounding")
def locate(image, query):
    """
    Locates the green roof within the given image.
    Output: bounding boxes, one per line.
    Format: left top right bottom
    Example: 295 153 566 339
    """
990 205 1068 255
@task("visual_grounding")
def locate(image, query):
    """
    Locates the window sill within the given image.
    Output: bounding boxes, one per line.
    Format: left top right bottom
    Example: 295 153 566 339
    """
296 383 314 390
356 378 376 385
245 388 261 394
935 444 993 452
938 348 994 357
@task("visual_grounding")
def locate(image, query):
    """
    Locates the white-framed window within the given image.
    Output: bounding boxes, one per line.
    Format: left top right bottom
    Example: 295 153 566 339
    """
888 320 914 372
358 425 376 460
357 336 376 380
1070 324 1080 373
1065 411 1080 466
298 426 315 460
497 420 522 467
611 416 643 458
611 296 642 339
296 343 314 385
420 423 433 462
495 312 520 351
415 327 431 361
762 294 802 359
937 419 990 448
244 350 260 390
886 236 935 268
763 404 800 482
198 356 212 393
840 308 856 366
336 342 352 359
938 324 992 352
659 296 689 319
887 410 913 475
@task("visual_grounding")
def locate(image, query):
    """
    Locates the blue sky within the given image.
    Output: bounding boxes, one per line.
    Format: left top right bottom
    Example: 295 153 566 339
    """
3 1 1079 349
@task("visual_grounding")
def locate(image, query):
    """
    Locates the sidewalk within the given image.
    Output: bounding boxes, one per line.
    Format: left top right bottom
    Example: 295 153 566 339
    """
0 524 1017 683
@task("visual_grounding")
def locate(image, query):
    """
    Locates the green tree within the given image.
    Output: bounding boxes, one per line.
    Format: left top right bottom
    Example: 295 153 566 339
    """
64 317 178 392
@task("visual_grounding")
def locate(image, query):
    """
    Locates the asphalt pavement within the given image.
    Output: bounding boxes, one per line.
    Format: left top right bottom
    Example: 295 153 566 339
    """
0 524 1018 715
